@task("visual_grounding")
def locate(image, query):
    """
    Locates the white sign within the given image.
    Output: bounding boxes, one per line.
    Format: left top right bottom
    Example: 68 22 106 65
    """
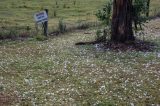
34 11 48 23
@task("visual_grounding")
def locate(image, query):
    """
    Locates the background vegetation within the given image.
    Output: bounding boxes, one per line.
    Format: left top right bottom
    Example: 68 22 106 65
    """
0 0 160 29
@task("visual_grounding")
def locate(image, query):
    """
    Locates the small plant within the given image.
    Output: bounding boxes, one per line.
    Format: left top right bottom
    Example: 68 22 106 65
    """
26 26 31 31
96 29 102 39
63 4 66 8
132 0 148 30
95 29 107 42
77 21 90 29
53 10 57 17
96 101 115 106
73 1 76 5
58 19 66 33
56 5 59 8
55 1 58 5
8 29 18 39
96 0 112 25
0 29 18 40
34 35 47 41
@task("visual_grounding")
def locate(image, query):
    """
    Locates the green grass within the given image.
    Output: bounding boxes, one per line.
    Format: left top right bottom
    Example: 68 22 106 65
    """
0 28 160 105
0 0 160 105
0 0 106 28
0 0 160 29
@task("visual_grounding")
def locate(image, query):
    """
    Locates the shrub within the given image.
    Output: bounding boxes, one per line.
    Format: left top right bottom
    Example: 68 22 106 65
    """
95 0 112 25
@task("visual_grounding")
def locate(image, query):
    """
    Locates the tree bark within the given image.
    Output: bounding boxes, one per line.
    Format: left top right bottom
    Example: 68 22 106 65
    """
111 0 135 43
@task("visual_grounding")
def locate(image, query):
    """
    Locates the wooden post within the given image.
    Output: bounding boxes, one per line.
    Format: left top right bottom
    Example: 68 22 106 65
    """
43 9 48 36
146 0 150 17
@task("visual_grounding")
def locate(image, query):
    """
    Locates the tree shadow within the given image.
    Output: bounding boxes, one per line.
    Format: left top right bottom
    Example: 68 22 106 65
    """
75 39 157 52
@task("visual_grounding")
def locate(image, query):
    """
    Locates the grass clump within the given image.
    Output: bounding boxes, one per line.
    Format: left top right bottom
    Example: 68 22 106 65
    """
77 21 90 30
96 29 103 41
34 35 48 41
0 29 18 40
96 101 115 106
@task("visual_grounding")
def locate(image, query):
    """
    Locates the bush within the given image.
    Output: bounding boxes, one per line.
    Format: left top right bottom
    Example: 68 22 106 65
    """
95 0 112 25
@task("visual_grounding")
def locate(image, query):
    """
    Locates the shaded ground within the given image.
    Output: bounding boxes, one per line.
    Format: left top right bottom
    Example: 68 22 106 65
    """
102 40 155 52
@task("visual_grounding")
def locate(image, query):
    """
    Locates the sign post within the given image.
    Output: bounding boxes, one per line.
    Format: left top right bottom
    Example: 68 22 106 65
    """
34 9 48 36
43 9 48 36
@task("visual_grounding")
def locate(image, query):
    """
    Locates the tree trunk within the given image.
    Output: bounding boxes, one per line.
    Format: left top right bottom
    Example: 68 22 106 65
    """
111 0 135 43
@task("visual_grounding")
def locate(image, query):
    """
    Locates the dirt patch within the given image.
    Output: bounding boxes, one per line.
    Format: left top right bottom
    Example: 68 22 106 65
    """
76 39 156 52
102 40 155 52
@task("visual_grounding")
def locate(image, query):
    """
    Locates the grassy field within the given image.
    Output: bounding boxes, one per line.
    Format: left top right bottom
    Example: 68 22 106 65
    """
0 0 106 28
0 0 160 28
0 18 160 105
0 0 160 105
